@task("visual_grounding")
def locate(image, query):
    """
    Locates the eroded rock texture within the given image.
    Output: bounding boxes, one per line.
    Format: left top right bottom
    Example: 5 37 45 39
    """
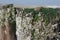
0 4 16 40
0 4 60 40
15 8 60 40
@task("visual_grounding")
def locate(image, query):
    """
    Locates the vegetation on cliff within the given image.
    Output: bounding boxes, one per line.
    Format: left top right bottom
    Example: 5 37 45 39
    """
24 7 58 25
0 4 60 40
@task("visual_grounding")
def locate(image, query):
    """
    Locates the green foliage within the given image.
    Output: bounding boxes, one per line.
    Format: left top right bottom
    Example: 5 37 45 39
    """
24 8 39 25
23 8 58 25
40 7 58 25
24 8 34 13
31 29 35 40
31 11 39 25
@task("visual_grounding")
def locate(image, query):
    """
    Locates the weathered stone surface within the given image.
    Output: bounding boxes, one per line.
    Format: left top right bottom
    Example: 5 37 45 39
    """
1 4 60 40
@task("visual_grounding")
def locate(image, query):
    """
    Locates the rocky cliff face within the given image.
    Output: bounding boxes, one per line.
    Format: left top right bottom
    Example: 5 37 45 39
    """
0 4 16 40
0 4 60 40
15 7 60 40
